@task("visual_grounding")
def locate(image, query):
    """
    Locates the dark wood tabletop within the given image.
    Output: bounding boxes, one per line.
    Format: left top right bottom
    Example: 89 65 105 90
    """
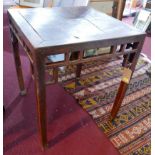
8 7 145 52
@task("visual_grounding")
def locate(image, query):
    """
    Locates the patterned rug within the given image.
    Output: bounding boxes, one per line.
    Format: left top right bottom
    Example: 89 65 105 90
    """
50 55 151 155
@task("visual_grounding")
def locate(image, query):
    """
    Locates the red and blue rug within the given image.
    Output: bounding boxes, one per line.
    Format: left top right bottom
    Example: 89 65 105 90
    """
56 55 151 155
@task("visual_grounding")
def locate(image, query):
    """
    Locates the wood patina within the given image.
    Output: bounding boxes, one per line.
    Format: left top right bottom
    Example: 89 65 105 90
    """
8 6 145 150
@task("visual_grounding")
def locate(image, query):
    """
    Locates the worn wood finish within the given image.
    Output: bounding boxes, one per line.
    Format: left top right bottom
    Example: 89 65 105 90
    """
110 81 128 119
111 40 145 119
8 7 144 52
33 54 48 149
8 7 145 149
10 29 26 95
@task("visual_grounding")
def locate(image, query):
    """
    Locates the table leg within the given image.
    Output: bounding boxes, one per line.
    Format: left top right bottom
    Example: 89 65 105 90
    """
75 63 82 88
53 67 58 83
76 63 82 78
74 63 82 101
30 61 34 79
33 55 47 150
110 40 144 119
110 81 128 119
10 31 26 96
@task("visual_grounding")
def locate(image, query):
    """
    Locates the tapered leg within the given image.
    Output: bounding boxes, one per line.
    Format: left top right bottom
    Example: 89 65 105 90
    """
110 40 145 119
10 30 26 96
74 63 82 102
53 67 58 83
111 81 128 119
76 64 82 78
33 54 47 150
75 63 82 88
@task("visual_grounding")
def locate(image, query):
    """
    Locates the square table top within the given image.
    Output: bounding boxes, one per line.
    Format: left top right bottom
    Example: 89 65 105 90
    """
8 7 145 51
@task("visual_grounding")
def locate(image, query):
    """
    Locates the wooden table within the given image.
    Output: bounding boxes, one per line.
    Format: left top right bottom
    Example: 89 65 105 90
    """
8 7 145 150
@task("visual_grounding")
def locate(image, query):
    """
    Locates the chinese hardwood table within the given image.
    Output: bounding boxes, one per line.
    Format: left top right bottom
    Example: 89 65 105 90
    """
8 7 145 149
